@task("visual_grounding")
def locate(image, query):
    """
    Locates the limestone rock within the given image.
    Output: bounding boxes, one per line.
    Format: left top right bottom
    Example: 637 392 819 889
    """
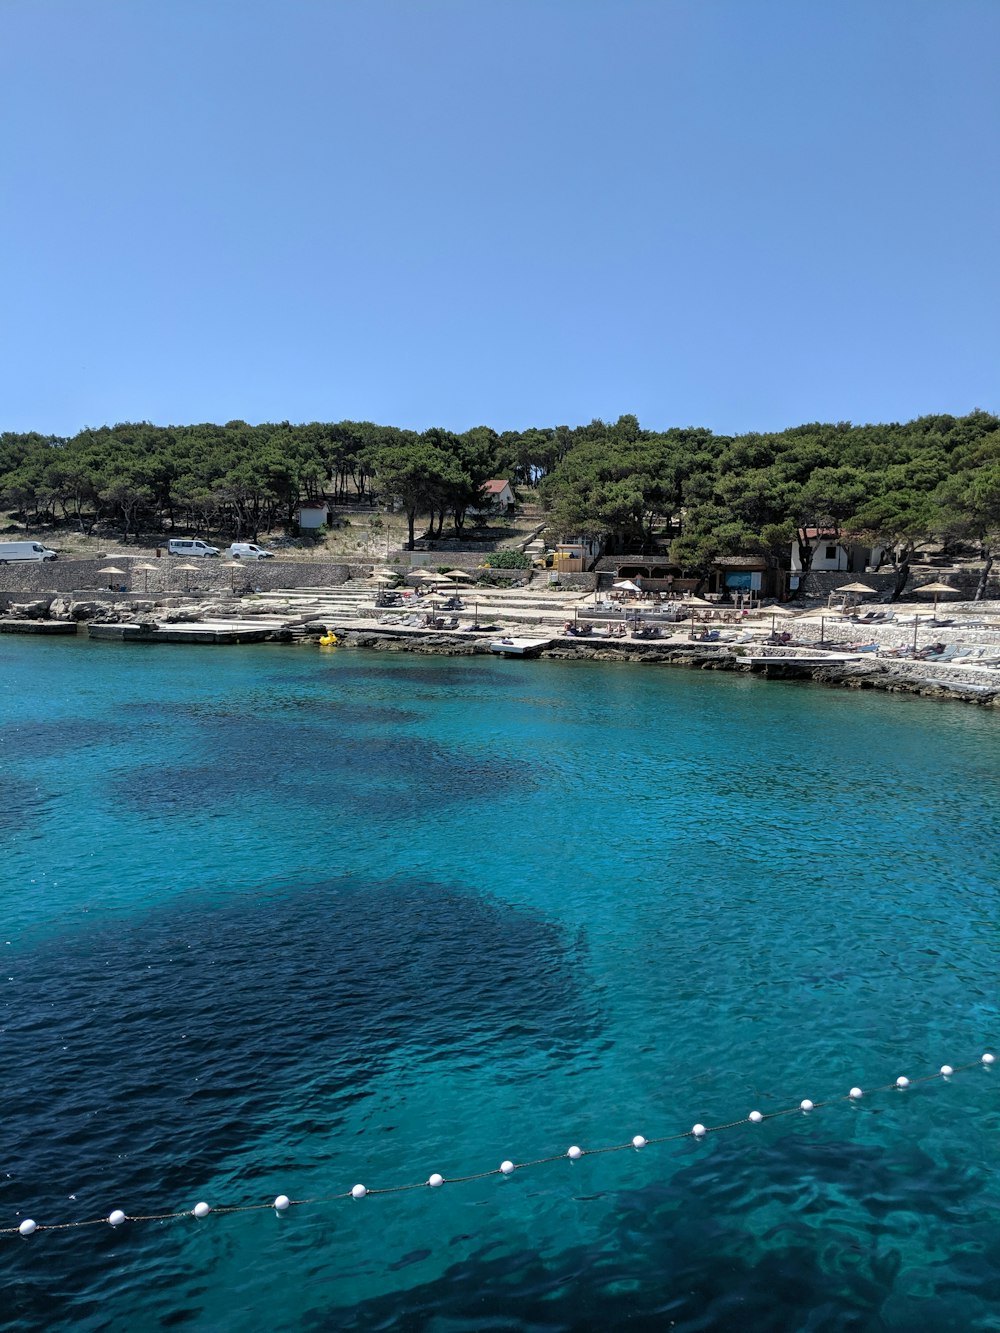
9 599 51 619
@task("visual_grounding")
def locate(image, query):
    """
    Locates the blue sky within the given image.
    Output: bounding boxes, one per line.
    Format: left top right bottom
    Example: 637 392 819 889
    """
2 0 998 438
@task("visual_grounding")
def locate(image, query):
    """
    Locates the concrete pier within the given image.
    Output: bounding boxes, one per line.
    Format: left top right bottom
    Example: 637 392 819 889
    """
0 618 78 635
86 621 277 644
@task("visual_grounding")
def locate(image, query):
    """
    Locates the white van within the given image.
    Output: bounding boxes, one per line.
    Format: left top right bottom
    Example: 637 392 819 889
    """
227 543 275 560
167 538 219 557
0 540 58 563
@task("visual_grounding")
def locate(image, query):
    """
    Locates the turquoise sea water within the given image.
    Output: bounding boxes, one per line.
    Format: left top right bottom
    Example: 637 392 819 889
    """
1 636 999 1331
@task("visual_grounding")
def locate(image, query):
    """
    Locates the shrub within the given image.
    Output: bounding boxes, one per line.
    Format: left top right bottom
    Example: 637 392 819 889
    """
484 550 531 569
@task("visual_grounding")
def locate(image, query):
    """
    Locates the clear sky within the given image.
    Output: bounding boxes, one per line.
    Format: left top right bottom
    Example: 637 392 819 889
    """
2 0 998 438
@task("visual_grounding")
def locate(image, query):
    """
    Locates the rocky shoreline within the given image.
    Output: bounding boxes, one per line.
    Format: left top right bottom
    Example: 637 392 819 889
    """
4 588 1000 711
328 628 1000 708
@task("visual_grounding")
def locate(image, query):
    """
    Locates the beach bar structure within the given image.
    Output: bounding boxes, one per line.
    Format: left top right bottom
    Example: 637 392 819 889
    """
707 555 778 600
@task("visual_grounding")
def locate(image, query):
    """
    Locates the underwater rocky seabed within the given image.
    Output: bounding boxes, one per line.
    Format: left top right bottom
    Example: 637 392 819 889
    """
1 636 998 1332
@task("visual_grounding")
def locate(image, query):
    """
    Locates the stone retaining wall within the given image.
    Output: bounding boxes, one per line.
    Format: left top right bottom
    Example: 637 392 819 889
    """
0 558 352 596
795 570 899 599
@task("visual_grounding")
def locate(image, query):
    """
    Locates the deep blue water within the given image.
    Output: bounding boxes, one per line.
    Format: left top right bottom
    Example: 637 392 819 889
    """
1 636 998 1331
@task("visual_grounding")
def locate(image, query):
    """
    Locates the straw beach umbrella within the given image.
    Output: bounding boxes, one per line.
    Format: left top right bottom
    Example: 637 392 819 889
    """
174 562 198 591
443 569 474 582
222 560 244 594
835 580 877 612
98 565 125 590
134 562 158 594
752 602 795 636
916 580 959 618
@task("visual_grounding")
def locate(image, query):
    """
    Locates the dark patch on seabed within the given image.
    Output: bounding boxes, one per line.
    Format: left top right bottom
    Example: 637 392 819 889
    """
0 877 596 1246
0 775 51 828
117 694 421 727
318 662 513 688
0 717 130 763
112 716 535 819
312 1134 1000 1333
276 697 421 726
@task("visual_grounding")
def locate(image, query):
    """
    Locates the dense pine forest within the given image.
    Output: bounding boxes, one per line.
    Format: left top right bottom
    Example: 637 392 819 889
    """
1 412 998 586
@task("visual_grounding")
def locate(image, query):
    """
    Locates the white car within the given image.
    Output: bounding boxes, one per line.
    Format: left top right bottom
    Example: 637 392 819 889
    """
227 543 275 560
0 541 58 562
168 538 219 557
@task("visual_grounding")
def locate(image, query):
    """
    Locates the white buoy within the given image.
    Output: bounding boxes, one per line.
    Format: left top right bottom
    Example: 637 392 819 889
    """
427 1174 444 1188
567 1145 582 1160
193 1202 211 1219
274 1195 290 1212
800 1099 814 1111
108 1210 126 1227
896 1076 910 1088
940 1066 954 1077
692 1124 707 1137
18 1219 37 1236
849 1087 863 1099
983 1053 996 1065
631 1135 646 1149
748 1111 763 1124
500 1160 515 1175
351 1184 367 1199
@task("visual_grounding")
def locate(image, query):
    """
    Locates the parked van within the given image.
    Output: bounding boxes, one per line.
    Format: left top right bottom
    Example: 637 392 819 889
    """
227 543 274 560
0 541 58 563
167 538 219 557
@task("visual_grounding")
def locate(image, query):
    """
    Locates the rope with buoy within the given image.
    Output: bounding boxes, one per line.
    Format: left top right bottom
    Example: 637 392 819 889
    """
4 1052 994 1239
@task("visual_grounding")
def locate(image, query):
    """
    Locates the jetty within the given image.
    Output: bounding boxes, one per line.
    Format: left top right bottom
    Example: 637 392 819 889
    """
489 636 554 658
86 620 276 644
0 618 78 635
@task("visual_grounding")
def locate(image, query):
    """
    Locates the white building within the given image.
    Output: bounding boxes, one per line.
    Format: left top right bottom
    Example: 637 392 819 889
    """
297 501 329 531
475 479 515 512
790 528 880 573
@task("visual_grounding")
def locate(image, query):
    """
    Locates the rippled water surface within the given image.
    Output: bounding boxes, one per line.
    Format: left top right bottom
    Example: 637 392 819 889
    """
1 637 998 1331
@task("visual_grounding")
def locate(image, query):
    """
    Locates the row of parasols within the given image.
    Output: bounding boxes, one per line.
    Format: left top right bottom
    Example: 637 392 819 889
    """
96 562 249 593
371 567 476 585
610 578 962 617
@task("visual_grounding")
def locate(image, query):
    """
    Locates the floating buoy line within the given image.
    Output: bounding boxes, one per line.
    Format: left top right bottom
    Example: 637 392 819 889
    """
5 1053 994 1239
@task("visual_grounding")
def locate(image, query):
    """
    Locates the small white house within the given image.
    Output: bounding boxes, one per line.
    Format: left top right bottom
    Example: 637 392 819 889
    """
475 479 515 513
790 528 876 573
297 501 329 532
